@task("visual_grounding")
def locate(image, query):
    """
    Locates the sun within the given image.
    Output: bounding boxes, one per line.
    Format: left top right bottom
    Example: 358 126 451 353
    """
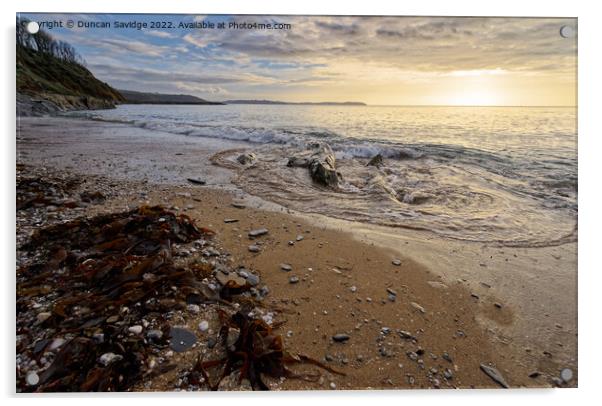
447 89 500 106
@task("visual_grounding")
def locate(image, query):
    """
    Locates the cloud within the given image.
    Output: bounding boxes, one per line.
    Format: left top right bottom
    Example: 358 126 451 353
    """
145 30 177 39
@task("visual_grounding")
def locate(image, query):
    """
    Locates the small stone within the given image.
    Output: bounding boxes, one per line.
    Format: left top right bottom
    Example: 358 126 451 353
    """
494 302 503 309
36 312 51 323
332 333 350 343
248 228 268 238
198 321 209 332
528 371 541 378
480 363 509 388
289 276 300 284
560 368 573 383
128 325 143 334
444 368 454 380
350 286 357 293
106 315 119 323
281 263 293 271
442 352 453 362
224 218 239 223
187 304 200 314
392 259 402 266
169 327 197 352
99 352 123 366
288 240 295 246
207 337 217 349
410 302 426 313
386 288 397 296
296 235 304 241
147 330 163 340
245 273 260 286
248 245 261 253
329 382 336 390
406 351 419 361
49 338 66 351
398 330 414 340
26 371 39 386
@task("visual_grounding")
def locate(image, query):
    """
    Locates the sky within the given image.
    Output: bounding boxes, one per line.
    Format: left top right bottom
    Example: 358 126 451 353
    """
20 13 577 106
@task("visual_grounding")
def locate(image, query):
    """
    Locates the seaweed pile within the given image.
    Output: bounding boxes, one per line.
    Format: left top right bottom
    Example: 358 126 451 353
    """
16 206 211 391
191 310 344 391
17 202 339 392
17 164 84 211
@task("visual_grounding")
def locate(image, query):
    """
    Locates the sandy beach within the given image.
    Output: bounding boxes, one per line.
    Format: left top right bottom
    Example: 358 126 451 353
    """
15 116 577 390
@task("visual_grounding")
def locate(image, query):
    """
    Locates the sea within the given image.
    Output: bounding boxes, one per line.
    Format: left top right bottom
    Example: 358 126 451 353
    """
70 104 577 247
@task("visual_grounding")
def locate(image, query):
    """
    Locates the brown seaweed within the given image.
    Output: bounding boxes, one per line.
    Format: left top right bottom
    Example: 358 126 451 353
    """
17 205 213 392
192 309 345 391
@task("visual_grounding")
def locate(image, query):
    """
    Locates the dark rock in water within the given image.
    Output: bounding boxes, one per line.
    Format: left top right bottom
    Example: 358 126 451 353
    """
367 153 384 168
332 333 350 343
237 153 257 165
248 228 268 238
287 157 311 168
187 178 206 185
480 363 509 388
288 143 340 188
309 153 339 187
169 327 197 353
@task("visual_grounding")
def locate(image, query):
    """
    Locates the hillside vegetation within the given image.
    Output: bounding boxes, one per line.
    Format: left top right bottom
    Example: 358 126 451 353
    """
16 17 123 108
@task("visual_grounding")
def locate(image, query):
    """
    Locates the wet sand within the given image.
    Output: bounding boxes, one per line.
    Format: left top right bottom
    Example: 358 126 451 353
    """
16 116 577 389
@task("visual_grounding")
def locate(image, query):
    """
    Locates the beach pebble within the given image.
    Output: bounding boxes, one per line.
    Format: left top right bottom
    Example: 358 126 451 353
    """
25 371 39 386
198 321 209 332
147 329 163 340
288 240 295 246
280 263 293 271
289 276 300 284
329 382 336 390
187 304 200 314
169 327 197 352
49 338 66 351
248 228 268 238
248 244 260 253
245 273 260 286
560 368 573 382
480 363 509 388
128 325 143 334
350 286 357 293
296 235 304 241
392 259 402 266
223 218 239 223
332 333 350 342
99 352 123 366
36 312 51 323
410 302 426 313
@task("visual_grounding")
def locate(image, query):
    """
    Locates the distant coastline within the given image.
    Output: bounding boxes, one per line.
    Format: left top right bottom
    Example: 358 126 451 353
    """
119 89 224 105
224 99 367 106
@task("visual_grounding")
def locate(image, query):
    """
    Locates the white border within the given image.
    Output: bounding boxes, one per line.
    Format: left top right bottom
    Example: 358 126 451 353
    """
2 1 599 405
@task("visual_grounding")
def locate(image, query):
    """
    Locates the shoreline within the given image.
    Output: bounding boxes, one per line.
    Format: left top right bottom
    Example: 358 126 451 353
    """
16 116 577 389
